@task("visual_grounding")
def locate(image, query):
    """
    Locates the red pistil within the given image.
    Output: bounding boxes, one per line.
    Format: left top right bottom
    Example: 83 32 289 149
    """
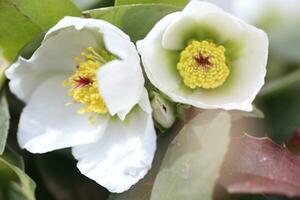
74 76 93 88
194 52 212 70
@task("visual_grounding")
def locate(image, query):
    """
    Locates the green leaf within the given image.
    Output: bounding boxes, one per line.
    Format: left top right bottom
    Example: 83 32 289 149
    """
270 22 300 64
35 151 108 200
229 106 264 121
0 52 9 89
261 88 300 144
1 147 24 170
150 111 231 200
0 148 35 200
85 4 179 42
18 33 44 60
115 0 188 7
219 194 290 200
0 92 10 155
260 68 300 97
0 0 81 62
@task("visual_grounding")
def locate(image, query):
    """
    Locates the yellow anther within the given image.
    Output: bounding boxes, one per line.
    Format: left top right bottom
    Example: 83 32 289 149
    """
177 40 230 89
63 47 115 115
87 46 94 51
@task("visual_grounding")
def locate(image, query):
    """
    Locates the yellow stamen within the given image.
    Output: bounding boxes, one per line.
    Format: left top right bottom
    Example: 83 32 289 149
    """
63 47 115 115
177 40 230 89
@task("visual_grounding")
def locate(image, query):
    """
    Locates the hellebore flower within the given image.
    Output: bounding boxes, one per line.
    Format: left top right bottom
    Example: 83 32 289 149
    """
6 17 156 193
231 0 299 28
137 1 268 111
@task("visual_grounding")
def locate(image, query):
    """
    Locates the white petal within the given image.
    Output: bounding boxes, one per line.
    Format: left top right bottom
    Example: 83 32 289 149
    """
182 1 223 17
138 89 152 114
18 75 109 154
6 16 131 103
45 16 129 42
226 22 268 111
137 12 182 106
162 1 227 50
98 27 144 120
162 7 242 50
199 0 232 11
72 106 156 193
161 14 197 50
6 25 100 103
102 24 137 61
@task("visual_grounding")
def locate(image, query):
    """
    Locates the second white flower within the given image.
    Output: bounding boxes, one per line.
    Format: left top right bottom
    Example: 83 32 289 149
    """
137 1 269 111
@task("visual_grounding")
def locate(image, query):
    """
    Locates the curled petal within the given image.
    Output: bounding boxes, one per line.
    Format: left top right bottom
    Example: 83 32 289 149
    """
98 26 144 120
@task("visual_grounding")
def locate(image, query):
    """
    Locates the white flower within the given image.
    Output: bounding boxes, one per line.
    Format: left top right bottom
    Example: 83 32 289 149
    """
6 16 156 193
230 0 299 27
137 1 268 111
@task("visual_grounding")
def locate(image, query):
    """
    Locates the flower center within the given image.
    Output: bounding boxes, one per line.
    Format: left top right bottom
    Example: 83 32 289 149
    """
63 47 115 115
177 40 230 89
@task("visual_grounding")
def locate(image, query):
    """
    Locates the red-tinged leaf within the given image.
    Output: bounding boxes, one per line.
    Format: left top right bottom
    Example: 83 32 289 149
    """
219 134 300 198
286 128 300 155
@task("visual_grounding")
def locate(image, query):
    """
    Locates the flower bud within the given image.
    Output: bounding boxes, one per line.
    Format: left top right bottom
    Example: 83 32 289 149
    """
151 92 176 129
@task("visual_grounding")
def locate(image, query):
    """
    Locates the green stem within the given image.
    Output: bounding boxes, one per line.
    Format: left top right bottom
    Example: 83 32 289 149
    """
259 68 300 97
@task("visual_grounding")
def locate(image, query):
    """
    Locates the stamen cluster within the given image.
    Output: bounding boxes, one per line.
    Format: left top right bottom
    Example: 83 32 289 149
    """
177 40 230 89
63 47 115 115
